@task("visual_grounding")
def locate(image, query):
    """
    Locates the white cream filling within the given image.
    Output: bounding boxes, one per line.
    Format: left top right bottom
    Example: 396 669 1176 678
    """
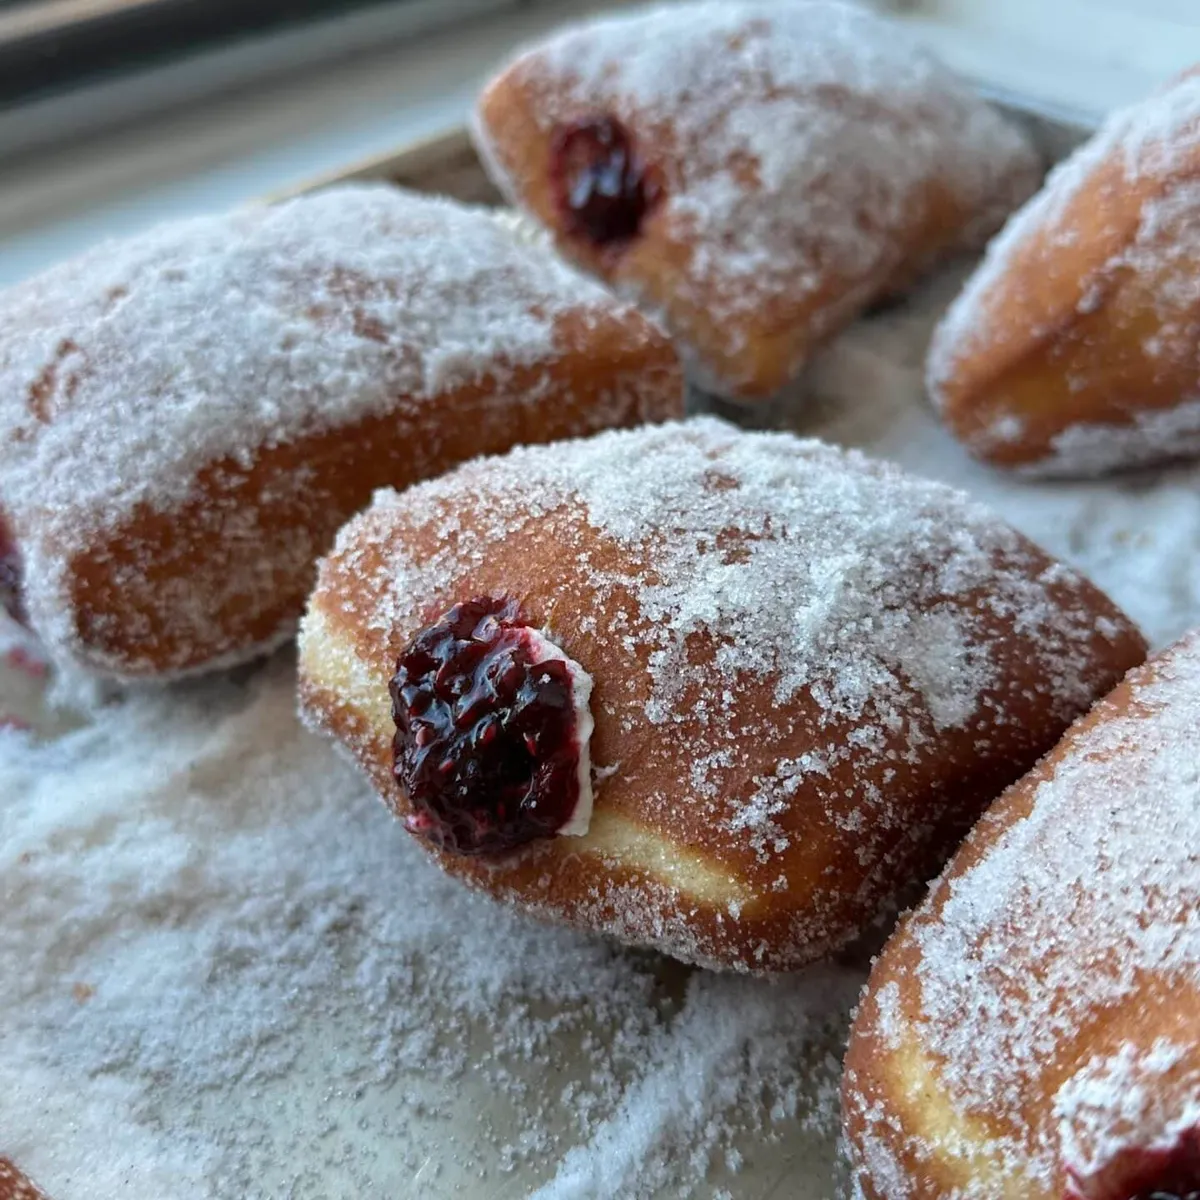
525 629 595 838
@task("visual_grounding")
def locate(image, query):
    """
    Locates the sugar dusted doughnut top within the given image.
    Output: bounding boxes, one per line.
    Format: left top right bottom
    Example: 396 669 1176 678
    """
932 70 1200 395
320 417 1116 748
301 417 1143 972
929 68 1200 474
0 183 636 551
474 0 1038 387
846 634 1200 1198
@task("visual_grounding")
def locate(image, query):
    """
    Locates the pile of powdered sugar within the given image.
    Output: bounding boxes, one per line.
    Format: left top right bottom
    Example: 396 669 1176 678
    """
0 655 857 1199
5 256 1200 1198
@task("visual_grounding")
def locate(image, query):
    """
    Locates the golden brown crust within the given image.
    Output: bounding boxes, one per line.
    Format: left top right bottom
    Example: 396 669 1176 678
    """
0 1158 50 1200
843 634 1200 1200
59 321 679 677
473 2 1038 401
297 419 1144 973
0 189 681 679
929 66 1200 475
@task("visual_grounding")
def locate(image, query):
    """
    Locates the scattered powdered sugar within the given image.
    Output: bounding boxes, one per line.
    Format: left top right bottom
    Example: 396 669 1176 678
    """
8 216 1200 1198
869 981 904 1054
478 0 1037 391
844 1118 910 1200
0 656 857 1199
0 183 626 550
928 70 1200 474
529 968 853 1200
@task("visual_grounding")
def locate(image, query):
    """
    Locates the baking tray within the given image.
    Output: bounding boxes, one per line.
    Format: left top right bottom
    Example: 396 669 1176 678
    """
13 92 1199 1200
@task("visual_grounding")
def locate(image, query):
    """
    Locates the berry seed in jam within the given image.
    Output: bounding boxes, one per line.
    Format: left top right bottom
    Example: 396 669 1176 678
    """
389 595 593 857
0 512 25 626
1067 1126 1200 1200
550 115 662 248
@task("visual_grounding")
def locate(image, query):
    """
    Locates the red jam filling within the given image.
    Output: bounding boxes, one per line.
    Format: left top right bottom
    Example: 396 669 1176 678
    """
390 595 587 857
549 115 662 248
1068 1127 1200 1200
0 511 25 626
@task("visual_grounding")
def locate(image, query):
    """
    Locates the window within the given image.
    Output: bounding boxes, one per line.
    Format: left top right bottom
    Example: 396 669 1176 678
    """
0 0 524 109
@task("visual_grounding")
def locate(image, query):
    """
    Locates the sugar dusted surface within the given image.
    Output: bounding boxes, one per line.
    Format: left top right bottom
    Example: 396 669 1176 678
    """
343 415 1110 746
0 183 626 549
1055 1040 1200 1184
7 260 1200 1197
480 0 1037 382
827 266 1200 1192
803 263 1200 653
0 657 856 1199
928 71 1200 473
850 634 1200 1196
307 413 1138 975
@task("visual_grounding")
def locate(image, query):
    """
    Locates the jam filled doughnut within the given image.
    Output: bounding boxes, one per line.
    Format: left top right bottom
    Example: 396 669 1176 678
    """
472 0 1040 401
930 68 1200 476
843 632 1200 1199
297 418 1143 974
0 184 681 681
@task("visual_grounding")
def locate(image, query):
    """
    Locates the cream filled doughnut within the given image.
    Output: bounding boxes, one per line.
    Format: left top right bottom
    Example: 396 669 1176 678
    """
297 418 1143 974
843 632 1200 1199
472 0 1039 400
0 184 681 681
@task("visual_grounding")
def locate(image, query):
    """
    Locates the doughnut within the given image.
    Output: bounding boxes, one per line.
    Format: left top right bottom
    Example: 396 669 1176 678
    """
842 632 1200 1199
0 1158 49 1200
929 67 1200 476
0 184 681 681
296 417 1144 974
471 0 1040 401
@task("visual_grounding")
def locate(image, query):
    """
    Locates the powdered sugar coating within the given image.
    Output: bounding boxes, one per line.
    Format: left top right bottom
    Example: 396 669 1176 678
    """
1018 397 1200 479
0 183 678 681
929 71 1200 474
0 659 857 1198
1055 1040 1200 1187
850 632 1200 1197
0 251 1184 1198
338 417 1120 736
933 71 1200 383
0 183 628 548
303 417 1139 972
475 0 1038 395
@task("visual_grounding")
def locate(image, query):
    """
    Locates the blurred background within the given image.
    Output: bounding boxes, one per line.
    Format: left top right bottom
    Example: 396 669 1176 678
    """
1 0 1199 284
0 0 529 154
